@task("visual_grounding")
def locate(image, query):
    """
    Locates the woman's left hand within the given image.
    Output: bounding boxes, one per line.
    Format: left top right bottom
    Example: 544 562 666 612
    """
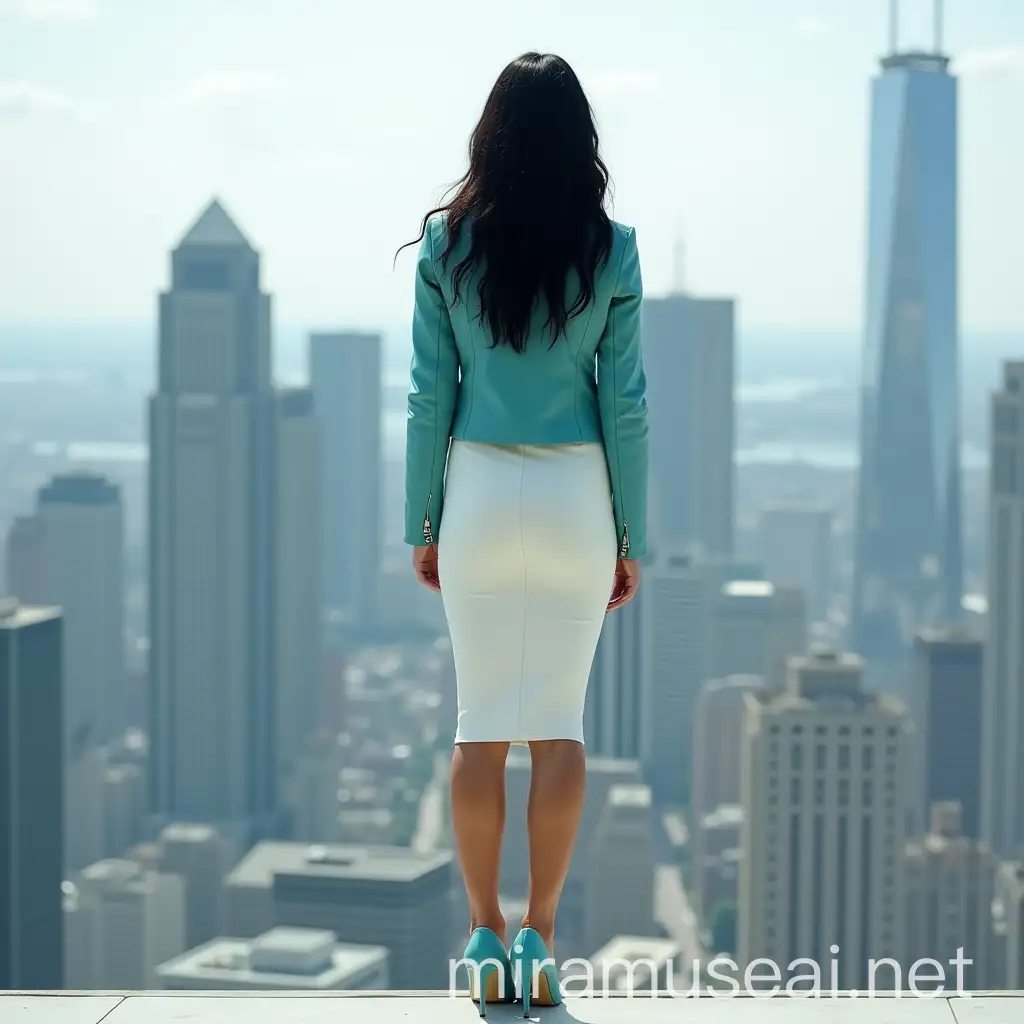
413 544 441 591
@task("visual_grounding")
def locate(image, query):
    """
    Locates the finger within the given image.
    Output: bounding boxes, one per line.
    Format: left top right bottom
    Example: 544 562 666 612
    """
417 569 442 592
608 579 636 610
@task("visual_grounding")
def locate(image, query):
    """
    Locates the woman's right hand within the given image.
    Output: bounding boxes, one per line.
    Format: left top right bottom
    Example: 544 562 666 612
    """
413 544 441 592
607 557 640 611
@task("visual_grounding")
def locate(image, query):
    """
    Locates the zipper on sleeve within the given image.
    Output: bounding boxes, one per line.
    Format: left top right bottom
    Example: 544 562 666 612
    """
423 493 435 545
619 520 630 558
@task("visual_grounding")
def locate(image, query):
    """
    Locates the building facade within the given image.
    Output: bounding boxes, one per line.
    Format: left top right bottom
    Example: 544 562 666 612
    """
642 294 734 558
758 505 833 624
911 629 982 839
148 199 320 834
983 361 1024 857
0 600 64 990
309 331 383 628
738 649 909 989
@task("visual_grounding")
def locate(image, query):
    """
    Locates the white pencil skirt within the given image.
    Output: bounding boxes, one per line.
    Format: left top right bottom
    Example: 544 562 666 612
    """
438 439 618 744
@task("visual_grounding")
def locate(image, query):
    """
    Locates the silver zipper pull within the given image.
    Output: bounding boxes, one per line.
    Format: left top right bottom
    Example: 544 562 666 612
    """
423 493 434 545
619 520 630 557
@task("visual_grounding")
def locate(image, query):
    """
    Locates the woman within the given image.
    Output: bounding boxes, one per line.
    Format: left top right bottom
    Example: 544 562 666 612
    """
401 52 648 1015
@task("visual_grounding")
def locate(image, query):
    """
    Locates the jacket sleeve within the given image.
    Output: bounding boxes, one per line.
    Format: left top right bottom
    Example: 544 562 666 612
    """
404 222 460 545
597 227 649 558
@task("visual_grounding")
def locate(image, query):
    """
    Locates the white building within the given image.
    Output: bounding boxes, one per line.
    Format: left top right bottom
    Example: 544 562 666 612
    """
149 199 320 832
584 784 656 954
642 293 734 558
758 505 833 623
738 649 909 989
309 331 383 627
983 361 1024 858
65 859 185 990
156 927 388 990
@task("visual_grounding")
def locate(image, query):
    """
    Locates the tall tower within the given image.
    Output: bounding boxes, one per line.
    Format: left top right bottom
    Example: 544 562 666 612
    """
308 331 383 628
149 199 278 833
642 296 735 558
852 0 962 665
982 362 1024 857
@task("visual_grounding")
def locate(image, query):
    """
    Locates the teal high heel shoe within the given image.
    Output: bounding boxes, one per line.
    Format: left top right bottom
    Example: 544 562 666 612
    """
510 927 562 1016
463 927 512 1017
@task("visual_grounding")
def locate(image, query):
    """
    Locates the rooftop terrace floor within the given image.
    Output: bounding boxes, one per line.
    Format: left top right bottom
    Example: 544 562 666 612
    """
2 992 1023 1024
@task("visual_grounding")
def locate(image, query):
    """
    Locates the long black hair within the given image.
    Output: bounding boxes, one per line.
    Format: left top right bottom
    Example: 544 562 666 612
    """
401 52 613 352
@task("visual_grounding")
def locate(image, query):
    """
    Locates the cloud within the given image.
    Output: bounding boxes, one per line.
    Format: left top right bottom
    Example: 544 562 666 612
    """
793 14 829 37
0 81 77 116
954 45 1024 77
588 70 659 100
177 70 288 106
1 0 96 20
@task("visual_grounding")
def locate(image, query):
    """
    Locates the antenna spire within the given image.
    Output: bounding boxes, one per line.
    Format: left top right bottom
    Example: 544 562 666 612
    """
889 0 899 54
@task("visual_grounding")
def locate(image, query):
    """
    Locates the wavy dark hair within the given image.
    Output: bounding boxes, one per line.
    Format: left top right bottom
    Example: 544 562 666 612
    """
400 52 613 352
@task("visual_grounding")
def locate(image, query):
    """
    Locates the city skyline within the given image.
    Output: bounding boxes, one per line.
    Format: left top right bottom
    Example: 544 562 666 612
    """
1 1 1023 330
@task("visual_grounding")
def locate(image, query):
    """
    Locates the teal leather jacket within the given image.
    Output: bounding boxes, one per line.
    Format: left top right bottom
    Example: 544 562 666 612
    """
404 215 648 557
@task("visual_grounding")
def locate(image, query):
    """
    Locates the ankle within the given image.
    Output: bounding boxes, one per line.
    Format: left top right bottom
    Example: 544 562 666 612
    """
470 911 506 942
519 915 555 950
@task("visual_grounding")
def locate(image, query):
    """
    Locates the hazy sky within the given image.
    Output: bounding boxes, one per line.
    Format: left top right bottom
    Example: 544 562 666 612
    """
1 0 1022 332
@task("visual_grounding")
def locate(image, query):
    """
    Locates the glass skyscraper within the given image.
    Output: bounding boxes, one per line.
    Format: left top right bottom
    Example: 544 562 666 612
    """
852 27 961 665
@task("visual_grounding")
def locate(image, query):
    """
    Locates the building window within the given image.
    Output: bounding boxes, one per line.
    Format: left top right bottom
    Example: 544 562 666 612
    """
863 780 873 806
791 778 801 804
815 744 826 770
839 745 850 770
887 727 898 737
863 727 874 736
815 778 826 805
791 745 803 770
839 726 850 736
863 746 874 771
770 726 780 736
839 779 849 806
770 741 779 755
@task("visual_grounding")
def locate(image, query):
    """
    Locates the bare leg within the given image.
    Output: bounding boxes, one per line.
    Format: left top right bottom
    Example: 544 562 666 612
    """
522 739 586 951
450 741 510 940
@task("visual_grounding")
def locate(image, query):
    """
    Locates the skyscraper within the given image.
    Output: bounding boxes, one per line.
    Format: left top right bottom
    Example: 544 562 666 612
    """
0 598 64 990
641 552 713 806
273 387 322 786
10 473 125 747
911 628 982 839
585 570 648 760
852 2 962 663
149 199 319 835
642 294 734 558
738 649 909 989
758 505 833 624
982 361 1024 858
309 331 383 628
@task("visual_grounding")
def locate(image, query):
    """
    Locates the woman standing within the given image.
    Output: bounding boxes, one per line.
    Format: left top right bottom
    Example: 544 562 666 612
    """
401 52 648 1015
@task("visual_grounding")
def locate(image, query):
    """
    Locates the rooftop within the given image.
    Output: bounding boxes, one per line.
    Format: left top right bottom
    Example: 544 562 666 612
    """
156 928 388 989
3 992 1022 1022
226 840 452 888
0 598 61 629
178 199 252 249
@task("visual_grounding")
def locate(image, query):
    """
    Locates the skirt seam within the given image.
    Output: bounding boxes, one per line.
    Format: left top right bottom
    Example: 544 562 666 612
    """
515 445 528 737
